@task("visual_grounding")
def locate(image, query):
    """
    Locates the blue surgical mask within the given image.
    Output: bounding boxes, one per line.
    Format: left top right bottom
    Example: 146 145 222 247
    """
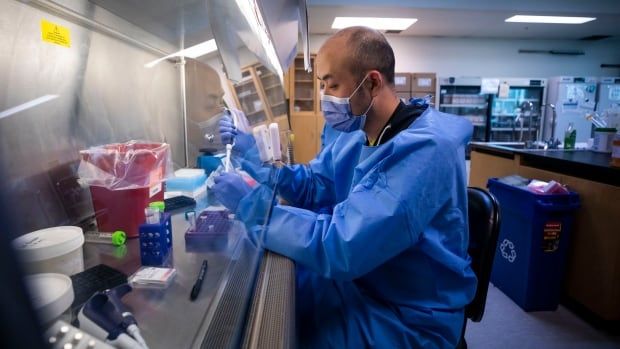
320 75 374 132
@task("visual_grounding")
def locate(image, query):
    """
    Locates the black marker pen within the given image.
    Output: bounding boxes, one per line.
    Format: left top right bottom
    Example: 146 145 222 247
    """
190 259 208 301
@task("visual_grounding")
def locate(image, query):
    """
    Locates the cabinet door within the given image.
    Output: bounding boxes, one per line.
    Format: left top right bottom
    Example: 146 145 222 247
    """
291 56 316 114
231 69 269 126
255 64 287 120
291 114 317 164
289 55 320 163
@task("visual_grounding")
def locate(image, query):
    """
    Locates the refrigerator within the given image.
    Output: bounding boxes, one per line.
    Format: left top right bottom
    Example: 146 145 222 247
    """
544 76 598 143
438 77 489 145
487 78 547 142
596 77 620 130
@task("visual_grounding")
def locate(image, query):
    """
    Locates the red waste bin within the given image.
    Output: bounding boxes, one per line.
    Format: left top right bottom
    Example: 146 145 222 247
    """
79 141 171 238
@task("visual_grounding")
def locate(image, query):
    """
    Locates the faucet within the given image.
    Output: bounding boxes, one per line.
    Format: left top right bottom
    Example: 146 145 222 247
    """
512 108 522 142
520 101 536 144
542 104 560 149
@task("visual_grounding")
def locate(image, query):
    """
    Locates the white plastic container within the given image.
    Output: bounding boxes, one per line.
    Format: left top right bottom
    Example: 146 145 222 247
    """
592 128 617 153
25 273 74 325
12 226 85 275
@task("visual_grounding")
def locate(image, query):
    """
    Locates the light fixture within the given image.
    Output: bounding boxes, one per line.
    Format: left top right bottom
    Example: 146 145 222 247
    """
0 95 59 120
332 17 417 30
234 0 284 81
505 15 596 24
144 39 217 68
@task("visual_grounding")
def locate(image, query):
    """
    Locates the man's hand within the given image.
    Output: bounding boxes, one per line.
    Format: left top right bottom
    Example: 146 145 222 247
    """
212 172 252 212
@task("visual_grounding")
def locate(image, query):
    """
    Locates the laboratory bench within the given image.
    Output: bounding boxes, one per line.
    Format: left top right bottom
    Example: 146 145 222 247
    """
80 196 295 349
469 142 620 327
470 142 619 186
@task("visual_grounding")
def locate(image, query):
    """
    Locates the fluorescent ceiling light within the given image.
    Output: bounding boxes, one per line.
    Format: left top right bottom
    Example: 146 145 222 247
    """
332 17 417 31
144 39 217 68
176 40 218 58
0 95 59 120
235 0 284 80
505 15 596 24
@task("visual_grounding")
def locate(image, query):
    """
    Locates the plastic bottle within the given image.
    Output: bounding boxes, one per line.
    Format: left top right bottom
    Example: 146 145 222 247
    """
564 122 576 150
612 130 620 168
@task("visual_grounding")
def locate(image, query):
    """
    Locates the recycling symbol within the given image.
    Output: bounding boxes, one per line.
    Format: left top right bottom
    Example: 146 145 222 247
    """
500 239 517 263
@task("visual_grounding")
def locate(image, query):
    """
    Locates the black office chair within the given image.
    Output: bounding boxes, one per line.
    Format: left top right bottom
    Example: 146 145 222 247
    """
456 187 501 349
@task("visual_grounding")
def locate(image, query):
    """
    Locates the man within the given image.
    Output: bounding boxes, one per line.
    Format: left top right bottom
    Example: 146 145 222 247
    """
214 26 476 348
185 59 250 165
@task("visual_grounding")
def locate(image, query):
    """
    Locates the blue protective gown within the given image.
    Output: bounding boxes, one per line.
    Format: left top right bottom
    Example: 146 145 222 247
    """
320 123 341 151
236 107 476 348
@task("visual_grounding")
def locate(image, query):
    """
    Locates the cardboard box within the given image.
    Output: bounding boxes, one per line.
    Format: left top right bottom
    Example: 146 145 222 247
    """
394 73 412 92
412 73 436 92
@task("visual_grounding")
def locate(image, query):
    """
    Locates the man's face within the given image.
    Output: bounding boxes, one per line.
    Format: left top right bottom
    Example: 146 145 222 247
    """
187 61 225 122
316 40 372 116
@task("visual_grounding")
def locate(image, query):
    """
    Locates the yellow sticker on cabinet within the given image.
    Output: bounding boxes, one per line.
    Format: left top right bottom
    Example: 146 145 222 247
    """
41 19 71 47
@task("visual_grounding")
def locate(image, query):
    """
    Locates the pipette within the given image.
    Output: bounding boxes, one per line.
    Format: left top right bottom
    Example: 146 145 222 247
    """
224 109 235 173
225 144 233 172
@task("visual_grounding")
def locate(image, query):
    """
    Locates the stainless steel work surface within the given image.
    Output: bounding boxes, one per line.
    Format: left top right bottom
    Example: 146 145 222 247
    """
82 197 263 349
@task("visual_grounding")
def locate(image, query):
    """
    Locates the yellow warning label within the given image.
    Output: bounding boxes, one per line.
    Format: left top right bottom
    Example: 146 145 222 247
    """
41 19 71 48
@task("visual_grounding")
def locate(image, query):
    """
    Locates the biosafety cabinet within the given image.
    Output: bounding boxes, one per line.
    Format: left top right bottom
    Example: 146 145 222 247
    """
0 0 305 347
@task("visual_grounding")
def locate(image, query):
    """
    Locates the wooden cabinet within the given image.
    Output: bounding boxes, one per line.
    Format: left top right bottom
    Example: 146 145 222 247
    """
229 63 290 161
286 54 324 164
229 63 289 129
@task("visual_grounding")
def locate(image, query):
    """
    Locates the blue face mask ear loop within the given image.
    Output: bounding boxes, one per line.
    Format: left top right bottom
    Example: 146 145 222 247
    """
352 74 375 118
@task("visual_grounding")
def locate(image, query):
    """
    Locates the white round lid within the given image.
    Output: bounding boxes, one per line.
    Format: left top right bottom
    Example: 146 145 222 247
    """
25 273 74 324
12 226 84 262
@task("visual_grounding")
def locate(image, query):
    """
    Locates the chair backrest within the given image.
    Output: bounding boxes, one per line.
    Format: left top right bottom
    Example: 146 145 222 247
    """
465 187 501 322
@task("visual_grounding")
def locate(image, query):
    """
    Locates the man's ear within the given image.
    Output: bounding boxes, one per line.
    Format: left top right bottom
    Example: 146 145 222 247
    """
368 70 383 97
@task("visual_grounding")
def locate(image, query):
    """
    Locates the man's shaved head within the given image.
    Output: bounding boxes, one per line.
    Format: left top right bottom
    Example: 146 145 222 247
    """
321 26 395 85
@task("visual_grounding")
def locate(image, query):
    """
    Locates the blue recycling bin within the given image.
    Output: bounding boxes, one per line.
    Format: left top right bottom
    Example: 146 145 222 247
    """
488 178 580 311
